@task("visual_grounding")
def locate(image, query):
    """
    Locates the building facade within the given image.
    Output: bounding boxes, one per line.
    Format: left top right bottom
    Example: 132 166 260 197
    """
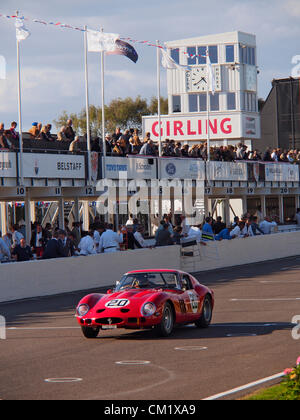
143 31 261 147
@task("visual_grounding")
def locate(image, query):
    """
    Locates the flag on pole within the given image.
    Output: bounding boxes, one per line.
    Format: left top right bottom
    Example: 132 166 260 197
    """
15 17 30 41
106 39 138 63
161 48 189 71
206 48 215 95
87 30 119 52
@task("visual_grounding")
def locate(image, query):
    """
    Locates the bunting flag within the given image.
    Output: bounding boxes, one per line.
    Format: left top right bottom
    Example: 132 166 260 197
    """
87 30 119 53
106 39 138 63
206 48 215 95
161 48 189 71
15 17 30 41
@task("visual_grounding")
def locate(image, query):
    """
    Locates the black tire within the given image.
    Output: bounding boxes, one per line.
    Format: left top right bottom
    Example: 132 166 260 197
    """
81 326 100 339
156 303 174 337
195 295 212 328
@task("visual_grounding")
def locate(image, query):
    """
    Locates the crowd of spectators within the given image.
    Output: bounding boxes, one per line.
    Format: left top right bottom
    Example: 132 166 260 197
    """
1 121 300 165
2 206 300 263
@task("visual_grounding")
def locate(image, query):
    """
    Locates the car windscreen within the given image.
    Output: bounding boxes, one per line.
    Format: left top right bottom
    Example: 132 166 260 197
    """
116 272 179 291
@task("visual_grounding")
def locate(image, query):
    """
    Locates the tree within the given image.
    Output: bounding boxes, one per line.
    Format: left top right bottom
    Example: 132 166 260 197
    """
53 96 168 138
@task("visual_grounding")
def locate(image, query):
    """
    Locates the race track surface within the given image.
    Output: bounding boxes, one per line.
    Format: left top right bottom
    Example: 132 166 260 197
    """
0 256 299 400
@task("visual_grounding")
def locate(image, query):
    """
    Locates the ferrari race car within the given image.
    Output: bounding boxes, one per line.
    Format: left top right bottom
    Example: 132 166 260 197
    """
76 269 214 338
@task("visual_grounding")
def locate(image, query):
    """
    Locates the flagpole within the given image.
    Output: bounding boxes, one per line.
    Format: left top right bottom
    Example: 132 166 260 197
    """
84 25 92 184
206 50 211 162
16 10 24 185
100 28 106 178
156 41 162 157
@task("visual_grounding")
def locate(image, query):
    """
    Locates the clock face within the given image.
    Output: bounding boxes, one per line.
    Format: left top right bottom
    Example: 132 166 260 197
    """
245 65 257 92
186 67 207 92
186 66 221 92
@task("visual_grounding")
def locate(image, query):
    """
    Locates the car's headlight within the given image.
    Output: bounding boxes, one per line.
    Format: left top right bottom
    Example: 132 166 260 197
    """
77 304 90 317
141 302 156 317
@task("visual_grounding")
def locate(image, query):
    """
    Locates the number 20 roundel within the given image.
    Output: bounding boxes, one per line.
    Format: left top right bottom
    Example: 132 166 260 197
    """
105 299 130 308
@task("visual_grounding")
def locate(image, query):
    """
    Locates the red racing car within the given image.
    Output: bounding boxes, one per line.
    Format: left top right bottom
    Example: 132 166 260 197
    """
76 269 214 338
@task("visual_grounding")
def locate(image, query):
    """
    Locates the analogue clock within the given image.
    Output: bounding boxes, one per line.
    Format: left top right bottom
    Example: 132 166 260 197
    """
186 67 207 92
245 65 257 92
186 66 221 92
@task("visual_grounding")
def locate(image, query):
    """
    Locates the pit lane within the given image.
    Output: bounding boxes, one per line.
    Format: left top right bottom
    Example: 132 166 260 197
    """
0 256 299 400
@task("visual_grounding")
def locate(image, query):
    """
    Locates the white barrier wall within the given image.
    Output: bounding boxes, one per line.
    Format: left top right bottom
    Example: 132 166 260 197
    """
181 231 300 273
0 246 181 303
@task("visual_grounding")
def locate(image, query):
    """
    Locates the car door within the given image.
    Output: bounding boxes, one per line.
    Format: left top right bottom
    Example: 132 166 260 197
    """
181 274 201 322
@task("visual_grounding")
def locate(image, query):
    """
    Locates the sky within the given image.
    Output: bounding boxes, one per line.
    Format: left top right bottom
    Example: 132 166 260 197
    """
0 0 299 131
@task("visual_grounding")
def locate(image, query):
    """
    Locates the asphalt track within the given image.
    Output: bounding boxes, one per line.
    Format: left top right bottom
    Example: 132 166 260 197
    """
0 255 299 401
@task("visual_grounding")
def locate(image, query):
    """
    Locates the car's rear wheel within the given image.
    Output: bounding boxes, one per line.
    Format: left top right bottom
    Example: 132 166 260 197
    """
156 303 174 337
195 295 212 328
81 326 100 339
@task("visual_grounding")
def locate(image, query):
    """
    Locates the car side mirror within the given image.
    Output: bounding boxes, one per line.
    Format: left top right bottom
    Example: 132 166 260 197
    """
107 289 112 294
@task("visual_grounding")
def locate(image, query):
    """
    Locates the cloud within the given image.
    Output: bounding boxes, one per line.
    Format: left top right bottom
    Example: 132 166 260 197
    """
284 0 300 17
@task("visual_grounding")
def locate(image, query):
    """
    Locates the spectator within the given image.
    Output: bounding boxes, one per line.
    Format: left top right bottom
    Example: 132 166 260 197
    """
12 238 33 262
155 223 173 247
134 226 148 248
0 231 10 261
213 216 226 234
295 208 300 225
187 225 202 243
9 122 19 141
11 224 24 248
42 231 67 259
249 216 265 236
30 224 46 258
202 217 214 241
39 125 53 141
139 138 156 156
57 126 67 141
99 224 123 253
65 119 75 142
216 226 235 241
28 122 39 139
69 136 81 153
259 216 277 234
78 231 97 256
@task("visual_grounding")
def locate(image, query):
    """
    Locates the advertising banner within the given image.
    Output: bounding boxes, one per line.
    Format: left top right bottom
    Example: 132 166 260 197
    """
0 152 17 177
103 156 157 179
207 161 248 181
264 163 299 182
159 158 205 180
22 153 85 179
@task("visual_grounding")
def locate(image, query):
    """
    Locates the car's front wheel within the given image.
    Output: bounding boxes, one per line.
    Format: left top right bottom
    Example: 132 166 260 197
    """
156 303 174 337
81 326 100 339
195 295 212 328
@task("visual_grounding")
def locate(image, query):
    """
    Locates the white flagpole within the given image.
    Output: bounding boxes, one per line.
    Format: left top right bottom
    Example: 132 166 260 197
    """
156 41 162 157
101 28 106 178
16 10 24 185
84 25 92 184
206 49 211 162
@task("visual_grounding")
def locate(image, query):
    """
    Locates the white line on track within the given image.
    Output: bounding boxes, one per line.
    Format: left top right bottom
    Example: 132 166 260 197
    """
7 327 80 330
230 298 300 302
202 372 284 400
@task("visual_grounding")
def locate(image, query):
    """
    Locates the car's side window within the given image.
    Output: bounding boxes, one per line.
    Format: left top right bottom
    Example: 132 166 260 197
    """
182 275 193 290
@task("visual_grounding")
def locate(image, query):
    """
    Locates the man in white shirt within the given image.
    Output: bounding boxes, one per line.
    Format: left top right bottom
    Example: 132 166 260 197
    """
0 232 10 261
78 231 97 256
259 217 277 234
11 225 24 248
187 226 202 243
134 227 148 248
99 224 123 253
295 209 300 226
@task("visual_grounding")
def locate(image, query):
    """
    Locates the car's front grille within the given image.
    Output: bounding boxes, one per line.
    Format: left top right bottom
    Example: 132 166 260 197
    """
95 318 123 325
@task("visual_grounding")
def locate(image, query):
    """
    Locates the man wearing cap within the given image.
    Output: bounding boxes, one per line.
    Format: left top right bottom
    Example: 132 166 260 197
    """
29 122 39 139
